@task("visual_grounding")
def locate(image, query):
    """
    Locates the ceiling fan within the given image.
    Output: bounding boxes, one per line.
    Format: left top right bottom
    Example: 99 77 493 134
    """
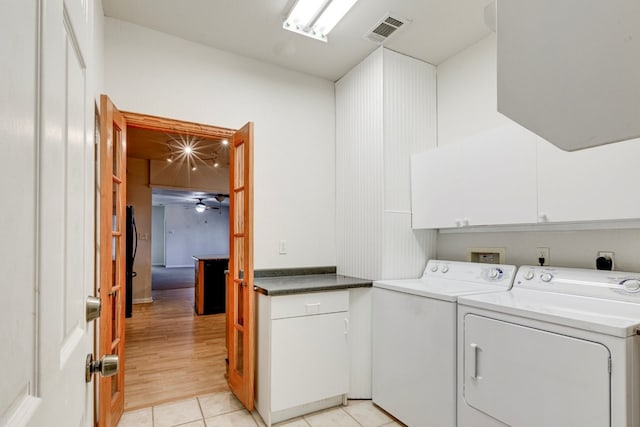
193 194 229 213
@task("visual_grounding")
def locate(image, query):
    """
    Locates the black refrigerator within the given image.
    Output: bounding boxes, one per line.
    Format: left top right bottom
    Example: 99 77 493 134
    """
125 205 137 318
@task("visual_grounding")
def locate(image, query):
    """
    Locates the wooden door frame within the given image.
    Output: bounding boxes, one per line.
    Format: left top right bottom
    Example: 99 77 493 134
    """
113 110 243 404
121 111 236 140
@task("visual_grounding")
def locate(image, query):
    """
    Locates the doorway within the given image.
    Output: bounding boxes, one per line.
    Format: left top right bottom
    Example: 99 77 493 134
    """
122 112 236 410
150 188 230 292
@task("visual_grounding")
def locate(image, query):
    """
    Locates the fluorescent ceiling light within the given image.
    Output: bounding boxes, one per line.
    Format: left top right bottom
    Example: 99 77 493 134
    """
283 0 359 42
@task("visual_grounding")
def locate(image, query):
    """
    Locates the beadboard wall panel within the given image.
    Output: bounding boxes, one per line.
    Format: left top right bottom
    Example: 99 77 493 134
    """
336 49 385 280
383 50 438 213
382 212 436 280
336 48 437 280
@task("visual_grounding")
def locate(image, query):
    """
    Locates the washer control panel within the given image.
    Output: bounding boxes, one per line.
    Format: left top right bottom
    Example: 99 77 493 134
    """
423 260 516 289
488 268 503 280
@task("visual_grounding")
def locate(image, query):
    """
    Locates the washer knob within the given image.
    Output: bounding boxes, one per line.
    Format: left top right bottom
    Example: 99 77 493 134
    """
488 268 503 280
621 279 640 293
441 265 449 273
430 264 438 272
524 271 535 280
540 272 553 282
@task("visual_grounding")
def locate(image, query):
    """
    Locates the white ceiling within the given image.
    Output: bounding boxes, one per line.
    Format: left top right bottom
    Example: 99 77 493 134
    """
102 0 492 81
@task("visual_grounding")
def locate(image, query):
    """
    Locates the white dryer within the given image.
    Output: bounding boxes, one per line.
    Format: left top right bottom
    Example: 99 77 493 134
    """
372 260 516 427
457 266 640 427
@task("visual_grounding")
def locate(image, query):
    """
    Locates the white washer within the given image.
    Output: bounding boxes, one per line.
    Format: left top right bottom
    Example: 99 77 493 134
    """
372 259 516 427
457 266 640 427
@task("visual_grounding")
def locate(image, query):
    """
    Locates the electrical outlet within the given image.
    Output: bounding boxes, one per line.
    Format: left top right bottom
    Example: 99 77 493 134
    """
536 247 550 266
597 251 615 269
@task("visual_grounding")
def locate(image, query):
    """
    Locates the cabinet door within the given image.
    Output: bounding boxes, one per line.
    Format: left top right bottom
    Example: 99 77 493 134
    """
460 125 538 226
411 143 463 229
271 312 349 412
411 124 538 229
538 137 640 222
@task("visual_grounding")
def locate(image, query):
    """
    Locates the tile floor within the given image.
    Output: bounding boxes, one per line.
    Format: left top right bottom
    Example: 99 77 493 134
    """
118 390 405 427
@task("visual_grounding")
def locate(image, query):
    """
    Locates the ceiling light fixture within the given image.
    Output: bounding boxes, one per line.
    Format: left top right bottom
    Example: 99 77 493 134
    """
221 139 229 146
184 146 193 155
191 166 197 171
283 0 359 42
195 200 206 213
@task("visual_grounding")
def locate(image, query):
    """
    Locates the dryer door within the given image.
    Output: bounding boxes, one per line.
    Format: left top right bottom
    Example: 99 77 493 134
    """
463 314 610 427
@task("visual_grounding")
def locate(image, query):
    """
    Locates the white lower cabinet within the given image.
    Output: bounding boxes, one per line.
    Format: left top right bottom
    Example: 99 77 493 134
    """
256 290 350 426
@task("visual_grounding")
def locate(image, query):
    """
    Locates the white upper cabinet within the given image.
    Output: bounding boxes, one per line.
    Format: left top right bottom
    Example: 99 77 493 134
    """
537 137 640 223
411 143 463 229
412 124 640 229
497 0 640 151
411 125 538 229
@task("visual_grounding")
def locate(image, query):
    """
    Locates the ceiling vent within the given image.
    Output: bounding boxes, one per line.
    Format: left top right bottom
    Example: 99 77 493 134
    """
365 13 409 44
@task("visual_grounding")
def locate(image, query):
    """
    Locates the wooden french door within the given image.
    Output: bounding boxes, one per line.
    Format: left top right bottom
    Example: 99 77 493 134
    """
227 122 255 409
98 95 127 426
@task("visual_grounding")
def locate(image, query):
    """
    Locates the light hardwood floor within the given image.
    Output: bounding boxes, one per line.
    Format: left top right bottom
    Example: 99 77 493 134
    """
124 287 229 410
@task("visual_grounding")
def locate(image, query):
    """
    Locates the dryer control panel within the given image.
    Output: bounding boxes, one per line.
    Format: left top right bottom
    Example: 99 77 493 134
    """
515 265 640 302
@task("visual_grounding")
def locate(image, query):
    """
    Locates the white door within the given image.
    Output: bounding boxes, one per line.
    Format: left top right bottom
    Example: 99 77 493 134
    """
1 0 97 426
463 315 610 427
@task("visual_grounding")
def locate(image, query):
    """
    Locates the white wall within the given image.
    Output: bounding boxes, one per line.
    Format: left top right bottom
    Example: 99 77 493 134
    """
164 205 230 267
437 34 512 147
438 229 640 272
435 34 640 271
92 0 104 100
151 205 165 266
104 18 335 270
336 48 437 280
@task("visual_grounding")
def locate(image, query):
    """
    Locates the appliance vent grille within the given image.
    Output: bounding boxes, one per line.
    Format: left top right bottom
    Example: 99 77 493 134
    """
365 13 409 44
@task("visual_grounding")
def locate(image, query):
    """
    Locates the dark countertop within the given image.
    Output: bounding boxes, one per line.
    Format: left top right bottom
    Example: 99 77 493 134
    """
254 274 372 296
192 254 229 261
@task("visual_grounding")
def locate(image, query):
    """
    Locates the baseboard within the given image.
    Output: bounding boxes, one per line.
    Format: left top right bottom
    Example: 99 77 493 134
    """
133 297 153 304
164 264 194 268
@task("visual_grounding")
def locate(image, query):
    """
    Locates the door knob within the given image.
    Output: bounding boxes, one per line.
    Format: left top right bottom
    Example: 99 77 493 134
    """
85 354 119 382
86 296 101 322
